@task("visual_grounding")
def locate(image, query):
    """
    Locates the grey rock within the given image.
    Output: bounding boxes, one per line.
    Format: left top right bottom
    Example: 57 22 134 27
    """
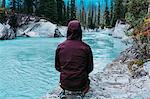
0 24 16 40
114 43 150 62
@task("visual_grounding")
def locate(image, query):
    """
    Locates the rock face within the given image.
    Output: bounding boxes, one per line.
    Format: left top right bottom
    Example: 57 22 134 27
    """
93 62 150 99
54 28 64 38
0 24 16 40
115 42 150 62
16 16 65 38
0 15 65 40
111 20 130 39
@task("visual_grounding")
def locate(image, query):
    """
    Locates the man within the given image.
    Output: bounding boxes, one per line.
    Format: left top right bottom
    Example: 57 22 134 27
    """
55 20 93 99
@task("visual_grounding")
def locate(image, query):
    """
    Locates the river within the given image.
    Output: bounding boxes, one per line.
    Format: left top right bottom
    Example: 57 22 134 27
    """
0 32 128 99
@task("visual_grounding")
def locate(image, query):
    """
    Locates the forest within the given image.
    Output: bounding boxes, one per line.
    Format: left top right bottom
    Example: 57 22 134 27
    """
0 0 149 29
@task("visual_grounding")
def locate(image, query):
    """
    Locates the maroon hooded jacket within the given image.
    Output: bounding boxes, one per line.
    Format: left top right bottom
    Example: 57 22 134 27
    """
55 20 93 91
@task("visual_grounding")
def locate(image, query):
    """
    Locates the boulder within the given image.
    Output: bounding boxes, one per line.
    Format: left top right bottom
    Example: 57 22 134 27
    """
0 24 16 40
17 17 65 38
112 20 130 39
114 43 150 62
54 28 64 38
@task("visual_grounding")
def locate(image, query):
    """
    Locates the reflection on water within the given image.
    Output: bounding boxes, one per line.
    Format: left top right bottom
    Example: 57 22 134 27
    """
0 32 128 99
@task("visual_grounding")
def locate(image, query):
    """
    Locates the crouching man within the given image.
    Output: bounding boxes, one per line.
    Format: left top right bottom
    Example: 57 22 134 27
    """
55 20 93 99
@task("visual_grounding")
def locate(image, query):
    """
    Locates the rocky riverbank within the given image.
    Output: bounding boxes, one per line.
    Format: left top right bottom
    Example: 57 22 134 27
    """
41 36 150 99
41 61 150 99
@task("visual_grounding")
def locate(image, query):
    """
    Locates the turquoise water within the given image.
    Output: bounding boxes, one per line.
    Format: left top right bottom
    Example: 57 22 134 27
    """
0 32 128 99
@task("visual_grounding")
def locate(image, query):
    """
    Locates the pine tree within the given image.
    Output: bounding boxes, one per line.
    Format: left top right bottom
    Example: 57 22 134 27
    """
97 1 101 26
125 0 149 27
24 0 33 14
38 0 57 23
70 0 76 19
148 4 150 14
11 0 16 10
66 1 70 21
88 7 91 27
81 0 85 26
111 0 124 27
104 0 110 27
84 12 87 27
16 0 23 12
79 8 82 22
0 1 1 8
62 1 67 25
56 0 63 24
2 0 5 8
88 0 94 29
94 5 97 26
110 0 114 26
33 0 40 14
91 2 94 26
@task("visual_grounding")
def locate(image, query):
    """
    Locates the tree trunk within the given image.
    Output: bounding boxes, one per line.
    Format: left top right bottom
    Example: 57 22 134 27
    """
2 0 5 8
148 4 150 14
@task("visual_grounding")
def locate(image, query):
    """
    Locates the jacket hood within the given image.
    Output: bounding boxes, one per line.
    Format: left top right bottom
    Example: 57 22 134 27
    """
67 20 82 40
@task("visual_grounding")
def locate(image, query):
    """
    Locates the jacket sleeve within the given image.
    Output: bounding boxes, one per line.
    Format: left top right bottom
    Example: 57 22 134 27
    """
87 47 93 74
55 47 61 72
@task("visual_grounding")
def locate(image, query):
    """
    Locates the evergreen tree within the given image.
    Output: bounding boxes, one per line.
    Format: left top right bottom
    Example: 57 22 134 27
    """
16 0 24 12
0 1 1 8
88 7 91 27
11 0 16 10
66 1 70 21
125 0 149 27
84 12 87 27
111 0 124 27
2 0 5 8
94 5 97 26
97 1 101 26
62 1 67 25
79 8 82 22
33 0 40 14
56 0 63 24
70 0 76 19
91 2 94 26
38 0 57 23
110 0 114 26
24 0 33 14
81 0 85 26
104 0 110 27
88 0 94 29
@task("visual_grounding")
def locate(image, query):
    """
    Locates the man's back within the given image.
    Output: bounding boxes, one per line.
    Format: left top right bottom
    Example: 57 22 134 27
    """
56 39 93 91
